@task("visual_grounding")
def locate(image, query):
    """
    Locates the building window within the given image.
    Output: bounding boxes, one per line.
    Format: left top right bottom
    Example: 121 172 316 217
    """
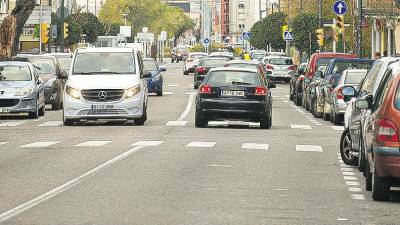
239 24 245 29
238 3 245 9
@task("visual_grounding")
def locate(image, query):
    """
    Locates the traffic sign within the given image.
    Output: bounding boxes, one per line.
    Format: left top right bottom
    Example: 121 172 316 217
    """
242 32 251 40
333 0 348 15
203 38 210 45
284 31 294 41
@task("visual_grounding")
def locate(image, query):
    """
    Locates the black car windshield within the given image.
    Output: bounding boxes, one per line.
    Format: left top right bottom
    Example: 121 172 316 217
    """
345 71 368 84
269 58 293 65
200 59 228 67
208 71 259 85
143 60 158 71
73 52 136 74
225 63 258 70
0 65 32 81
29 57 56 75
332 61 373 74
316 57 336 67
56 57 72 71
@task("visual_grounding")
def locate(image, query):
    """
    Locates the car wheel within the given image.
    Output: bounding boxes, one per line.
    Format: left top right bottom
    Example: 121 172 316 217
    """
260 110 271 129
157 86 163 96
52 94 61 110
184 69 189 75
134 104 147 126
330 107 334 123
295 93 302 106
340 129 358 166
28 99 39 119
365 160 372 191
195 110 207 128
358 137 366 172
311 96 322 118
38 103 45 116
333 110 341 125
194 83 199 89
289 90 294 101
323 108 330 121
372 168 391 201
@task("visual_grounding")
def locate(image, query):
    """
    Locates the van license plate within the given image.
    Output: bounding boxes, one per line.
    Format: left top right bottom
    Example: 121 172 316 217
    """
91 105 114 110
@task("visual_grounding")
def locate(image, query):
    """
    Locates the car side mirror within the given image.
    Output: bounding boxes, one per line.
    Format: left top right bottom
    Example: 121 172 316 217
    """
355 99 370 110
342 86 356 97
141 71 152 78
160 67 167 72
268 83 276 89
58 70 68 79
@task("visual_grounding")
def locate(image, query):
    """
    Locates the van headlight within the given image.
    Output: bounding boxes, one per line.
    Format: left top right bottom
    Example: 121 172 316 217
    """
66 85 81 99
15 88 33 96
126 85 141 98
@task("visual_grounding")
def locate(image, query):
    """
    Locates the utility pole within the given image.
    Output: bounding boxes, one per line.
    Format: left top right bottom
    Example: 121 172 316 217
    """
60 0 65 52
357 0 363 57
318 0 322 27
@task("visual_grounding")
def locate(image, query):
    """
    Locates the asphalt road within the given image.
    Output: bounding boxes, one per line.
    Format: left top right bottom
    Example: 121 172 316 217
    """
0 61 400 225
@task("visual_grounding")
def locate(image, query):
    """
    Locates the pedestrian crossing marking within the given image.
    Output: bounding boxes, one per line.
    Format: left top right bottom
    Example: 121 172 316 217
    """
343 176 357 181
351 194 365 200
186 142 216 148
0 142 9 146
20 141 60 148
163 92 174 95
296 145 323 152
331 126 345 131
75 141 111 147
165 121 188 126
241 143 269 150
345 181 359 186
167 84 179 87
38 121 63 127
290 124 312 130
0 121 25 127
131 141 164 147
348 187 362 192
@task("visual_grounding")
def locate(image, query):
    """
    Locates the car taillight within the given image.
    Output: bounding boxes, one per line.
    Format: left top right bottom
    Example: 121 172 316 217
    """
377 119 399 143
255 86 267 95
200 84 212 94
288 65 296 71
298 76 304 81
266 64 274 70
336 87 344 100
196 67 206 74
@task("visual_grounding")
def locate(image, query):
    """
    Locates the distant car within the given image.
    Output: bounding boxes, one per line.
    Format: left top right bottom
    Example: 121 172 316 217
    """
195 67 276 129
14 54 67 110
183 52 208 75
143 58 166 96
47 53 73 72
171 47 189 63
266 52 286 57
209 52 234 60
193 57 229 89
0 61 46 118
290 62 307 103
224 60 267 78
264 56 296 83
251 52 266 62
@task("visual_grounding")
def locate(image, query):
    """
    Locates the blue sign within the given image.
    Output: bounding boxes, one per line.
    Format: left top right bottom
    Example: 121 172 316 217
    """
284 31 294 41
242 32 252 40
203 38 210 45
333 0 348 15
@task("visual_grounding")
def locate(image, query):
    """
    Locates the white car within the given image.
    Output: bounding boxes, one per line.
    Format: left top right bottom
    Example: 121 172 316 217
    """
264 56 296 83
183 52 208 75
63 47 149 126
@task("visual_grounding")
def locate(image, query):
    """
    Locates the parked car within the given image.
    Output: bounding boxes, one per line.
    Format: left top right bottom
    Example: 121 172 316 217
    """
47 53 73 72
63 47 149 126
330 69 368 125
183 52 208 75
13 54 67 110
0 61 46 118
264 56 296 83
171 47 189 63
311 58 374 119
251 51 266 62
195 67 275 129
346 57 399 173
290 63 307 103
302 52 356 111
193 57 229 89
143 58 166 96
224 60 267 78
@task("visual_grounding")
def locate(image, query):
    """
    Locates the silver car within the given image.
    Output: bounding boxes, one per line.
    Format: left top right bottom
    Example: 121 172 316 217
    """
0 61 46 118
183 52 208 75
264 56 296 83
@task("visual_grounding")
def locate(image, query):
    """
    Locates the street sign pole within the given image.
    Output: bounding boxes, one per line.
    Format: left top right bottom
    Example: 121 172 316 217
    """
39 4 42 54
60 0 65 52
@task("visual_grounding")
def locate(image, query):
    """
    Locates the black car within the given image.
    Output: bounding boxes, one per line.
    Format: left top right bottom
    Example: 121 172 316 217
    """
290 63 307 104
193 57 229 89
195 67 275 129
14 54 67 110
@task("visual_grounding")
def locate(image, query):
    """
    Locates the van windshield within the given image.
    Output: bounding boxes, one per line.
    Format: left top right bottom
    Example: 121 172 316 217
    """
73 52 136 75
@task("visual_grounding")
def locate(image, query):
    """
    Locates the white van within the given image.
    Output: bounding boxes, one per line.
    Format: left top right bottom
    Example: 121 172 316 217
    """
62 47 149 125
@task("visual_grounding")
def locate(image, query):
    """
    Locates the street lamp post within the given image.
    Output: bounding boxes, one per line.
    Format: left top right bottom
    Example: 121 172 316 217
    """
122 13 128 26
357 0 363 57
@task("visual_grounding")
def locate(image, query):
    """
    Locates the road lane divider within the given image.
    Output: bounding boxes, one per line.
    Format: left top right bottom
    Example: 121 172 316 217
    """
19 142 60 148
165 93 196 126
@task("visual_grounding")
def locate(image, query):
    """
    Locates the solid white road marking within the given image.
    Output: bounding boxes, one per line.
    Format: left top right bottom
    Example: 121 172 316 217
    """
348 187 362 192
343 176 358 181
331 126 345 131
131 141 164 147
208 164 235 168
38 121 63 127
0 145 144 223
0 142 9 146
290 124 312 130
351 194 366 200
296 145 323 152
177 93 196 121
285 95 290 98
186 142 216 148
75 141 111 147
345 181 360 186
19 142 59 148
241 143 269 150
283 100 289 103
0 121 25 127
208 121 229 127
342 172 355 176
163 92 174 95
165 121 188 126
167 84 179 87
341 167 354 172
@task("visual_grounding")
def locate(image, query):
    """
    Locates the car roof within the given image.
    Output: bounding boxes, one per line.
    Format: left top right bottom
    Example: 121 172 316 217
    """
16 54 55 59
76 47 135 53
0 61 31 66
201 57 229 60
45 53 72 57
226 60 259 65
209 67 258 73
190 52 208 55
329 58 374 62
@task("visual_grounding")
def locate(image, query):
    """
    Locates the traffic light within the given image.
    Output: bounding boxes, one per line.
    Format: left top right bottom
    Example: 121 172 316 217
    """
40 23 50 43
315 28 324 47
63 23 69 38
336 15 344 34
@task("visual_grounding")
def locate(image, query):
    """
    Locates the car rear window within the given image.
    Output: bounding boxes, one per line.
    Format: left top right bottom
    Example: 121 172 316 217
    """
316 57 336 67
345 71 368 84
395 82 400 110
29 57 56 75
207 71 260 85
252 54 264 60
225 63 258 70
200 59 228 67
269 58 293 65
0 65 32 81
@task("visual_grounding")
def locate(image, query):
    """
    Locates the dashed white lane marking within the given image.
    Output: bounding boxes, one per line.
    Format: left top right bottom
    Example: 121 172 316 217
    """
186 92 197 95
19 142 59 148
163 92 174 95
38 121 63 127
165 121 188 126
75 141 111 147
343 176 358 181
345 181 360 186
342 172 355 176
0 121 25 127
290 124 312 130
0 142 9 146
208 164 235 168
131 141 164 147
283 100 289 103
285 95 290 98
296 145 323 152
241 143 269 150
279 98 285 100
348 187 363 192
186 142 216 148
331 126 345 131
337 218 349 221
167 84 179 87
341 167 354 172
351 194 366 200
0 145 145 223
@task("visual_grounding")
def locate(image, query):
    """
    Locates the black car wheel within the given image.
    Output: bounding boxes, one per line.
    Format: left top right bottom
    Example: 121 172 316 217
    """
39 103 45 116
365 161 372 191
63 112 75 126
358 137 366 172
295 92 302 106
372 168 391 201
323 108 330 121
52 92 61 110
195 110 207 128
260 110 272 129
340 129 358 166
28 98 39 119
157 86 163 96
311 96 322 118
332 110 341 125
134 104 147 125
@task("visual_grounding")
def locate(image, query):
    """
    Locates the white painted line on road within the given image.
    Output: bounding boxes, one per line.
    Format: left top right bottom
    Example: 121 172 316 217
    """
0 121 25 127
296 145 323 152
241 143 269 150
19 142 59 148
341 167 354 172
290 124 312 130
283 100 289 103
285 95 290 98
208 164 235 168
0 145 145 223
348 187 362 192
273 188 289 191
343 176 358 181
131 141 164 147
75 141 111 147
279 98 285 100
0 142 9 146
331 126 345 131
165 121 188 126
186 142 216 148
338 159 344 164
186 92 197 95
38 121 63 127
337 218 349 221
177 93 196 121
345 181 360 186
351 194 365 200
342 172 355 176
167 84 179 87
208 121 229 127
163 92 174 95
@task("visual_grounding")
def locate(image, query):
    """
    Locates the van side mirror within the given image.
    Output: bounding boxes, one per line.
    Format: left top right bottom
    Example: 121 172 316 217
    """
58 70 68 79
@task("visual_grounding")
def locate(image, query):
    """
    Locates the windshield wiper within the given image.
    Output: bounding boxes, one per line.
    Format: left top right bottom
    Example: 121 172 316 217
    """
232 81 252 85
75 71 123 75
